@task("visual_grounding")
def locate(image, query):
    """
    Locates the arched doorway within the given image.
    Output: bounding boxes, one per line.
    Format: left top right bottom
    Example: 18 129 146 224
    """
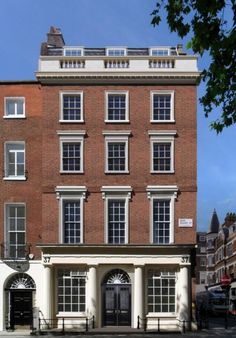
5 273 36 330
102 269 131 326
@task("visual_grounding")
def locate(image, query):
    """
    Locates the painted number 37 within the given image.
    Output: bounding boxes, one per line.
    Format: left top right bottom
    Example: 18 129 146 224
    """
181 256 189 263
43 256 51 263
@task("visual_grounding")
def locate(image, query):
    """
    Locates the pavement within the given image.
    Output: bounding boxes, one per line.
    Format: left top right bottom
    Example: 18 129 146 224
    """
0 315 235 338
0 329 236 338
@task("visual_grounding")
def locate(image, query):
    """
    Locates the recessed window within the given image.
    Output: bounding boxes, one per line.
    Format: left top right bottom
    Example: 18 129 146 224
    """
103 131 131 173
149 131 176 173
4 97 25 118
150 48 170 56
108 199 126 244
101 186 132 244
62 143 81 172
5 204 26 259
105 92 129 122
151 91 174 122
60 92 83 122
147 185 178 244
148 269 176 313
63 200 81 244
107 48 126 56
4 142 25 180
58 131 85 173
63 47 83 56
58 269 86 312
55 186 87 244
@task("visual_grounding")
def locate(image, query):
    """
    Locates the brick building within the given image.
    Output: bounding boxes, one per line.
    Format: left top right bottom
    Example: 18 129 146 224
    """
0 27 199 332
206 211 236 285
195 232 207 292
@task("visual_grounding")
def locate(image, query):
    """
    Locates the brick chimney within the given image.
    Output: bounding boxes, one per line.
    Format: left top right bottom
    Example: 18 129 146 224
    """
47 26 65 48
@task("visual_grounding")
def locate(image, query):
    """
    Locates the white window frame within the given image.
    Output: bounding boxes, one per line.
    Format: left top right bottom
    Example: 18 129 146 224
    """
151 90 175 123
57 268 86 313
149 131 176 173
106 47 127 56
147 269 176 314
4 97 25 118
101 186 132 244
57 131 85 173
55 186 87 244
59 91 84 123
103 131 131 173
147 185 178 244
105 91 129 123
4 203 26 259
149 47 170 56
4 141 26 180
63 47 84 56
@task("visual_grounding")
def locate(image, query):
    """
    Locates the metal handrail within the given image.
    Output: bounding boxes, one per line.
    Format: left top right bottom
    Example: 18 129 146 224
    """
137 315 147 331
38 315 95 333
137 315 192 333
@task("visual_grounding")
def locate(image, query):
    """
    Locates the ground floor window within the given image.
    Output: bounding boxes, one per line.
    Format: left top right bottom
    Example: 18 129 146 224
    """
147 269 176 313
57 269 86 312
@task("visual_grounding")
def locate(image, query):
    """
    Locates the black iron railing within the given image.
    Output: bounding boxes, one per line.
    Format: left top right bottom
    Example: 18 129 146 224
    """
137 315 190 333
37 315 95 333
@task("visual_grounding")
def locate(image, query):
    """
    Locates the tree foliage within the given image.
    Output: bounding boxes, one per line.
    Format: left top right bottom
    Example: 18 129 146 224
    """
151 0 236 132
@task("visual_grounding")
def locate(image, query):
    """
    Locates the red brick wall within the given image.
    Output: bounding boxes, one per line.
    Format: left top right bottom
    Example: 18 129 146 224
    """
0 82 197 256
0 83 42 258
41 84 197 245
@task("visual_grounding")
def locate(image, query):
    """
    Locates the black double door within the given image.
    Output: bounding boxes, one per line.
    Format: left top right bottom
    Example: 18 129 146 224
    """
103 284 131 326
10 291 32 329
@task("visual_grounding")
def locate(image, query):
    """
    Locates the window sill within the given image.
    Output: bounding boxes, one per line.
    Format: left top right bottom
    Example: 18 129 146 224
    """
150 120 175 123
3 177 26 181
105 171 129 174
151 170 175 174
60 171 84 174
3 116 26 119
146 313 176 318
105 120 130 123
56 312 86 317
59 119 84 123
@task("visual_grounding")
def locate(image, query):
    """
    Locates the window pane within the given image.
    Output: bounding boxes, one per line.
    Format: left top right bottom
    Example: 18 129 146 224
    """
57 269 86 312
153 143 171 171
153 200 170 244
153 94 171 120
147 270 176 313
107 94 126 120
108 200 126 244
62 143 81 171
6 143 25 177
107 143 126 171
6 205 26 259
6 98 24 116
63 201 81 243
63 95 81 120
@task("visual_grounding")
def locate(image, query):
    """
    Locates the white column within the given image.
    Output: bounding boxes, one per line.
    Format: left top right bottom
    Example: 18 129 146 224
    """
43 265 52 320
179 265 190 326
133 265 144 328
88 266 97 321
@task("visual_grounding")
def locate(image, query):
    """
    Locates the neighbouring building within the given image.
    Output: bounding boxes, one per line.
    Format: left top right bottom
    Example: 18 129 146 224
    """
0 27 199 332
195 232 207 292
206 211 236 285
206 210 220 285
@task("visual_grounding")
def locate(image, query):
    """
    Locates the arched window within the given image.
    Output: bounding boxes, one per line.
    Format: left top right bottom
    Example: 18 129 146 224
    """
103 269 130 284
5 273 36 290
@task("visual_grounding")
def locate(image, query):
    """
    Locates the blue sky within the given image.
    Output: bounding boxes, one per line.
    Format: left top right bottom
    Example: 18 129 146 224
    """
0 0 235 231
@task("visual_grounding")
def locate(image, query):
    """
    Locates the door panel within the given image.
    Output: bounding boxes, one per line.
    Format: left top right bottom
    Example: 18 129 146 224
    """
10 291 32 328
103 285 131 326
118 285 131 325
